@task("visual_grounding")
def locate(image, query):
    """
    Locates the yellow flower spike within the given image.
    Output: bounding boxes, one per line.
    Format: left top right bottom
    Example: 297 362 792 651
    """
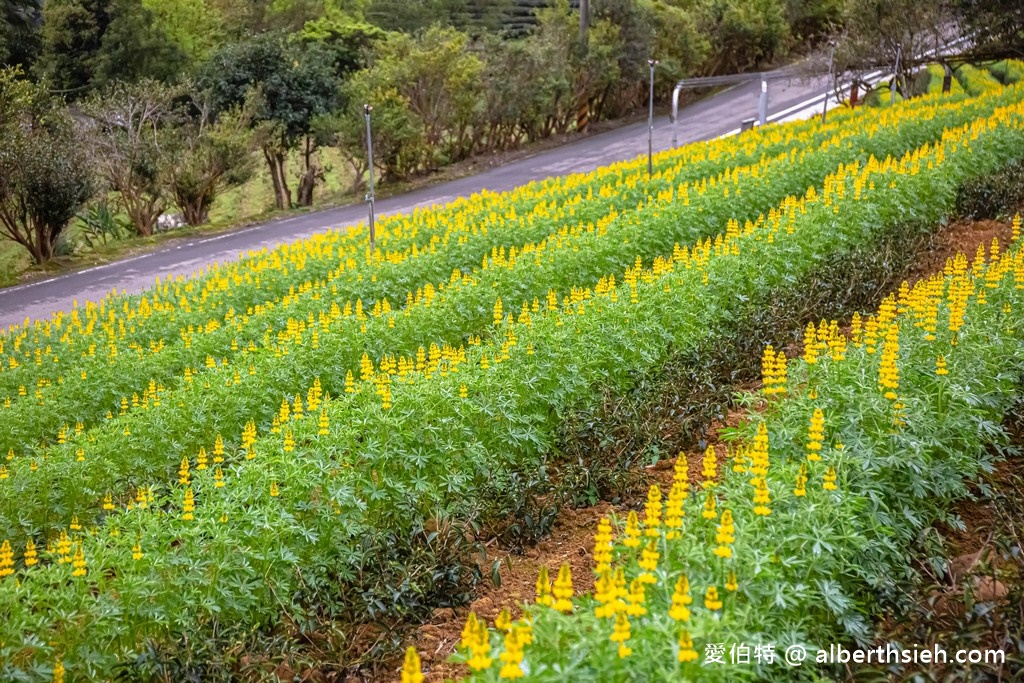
701 491 718 520
132 540 143 561
726 570 739 592
459 383 468 399
626 578 648 617
701 445 718 487
622 510 641 548
535 565 554 607
592 517 614 571
552 563 574 612
669 575 692 621
498 628 525 680
196 447 207 471
936 355 948 376
270 481 279 497
214 467 225 488
460 612 480 648
644 485 662 535
823 466 839 491
24 539 38 567
610 611 633 657
53 659 65 683
802 322 818 364
495 607 512 632
0 540 13 578
71 544 87 577
283 429 295 453
467 618 493 671
678 629 699 663
400 647 425 683
593 568 616 618
806 408 825 462
638 539 660 583
182 488 195 521
69 516 81 531
752 478 772 516
704 585 723 610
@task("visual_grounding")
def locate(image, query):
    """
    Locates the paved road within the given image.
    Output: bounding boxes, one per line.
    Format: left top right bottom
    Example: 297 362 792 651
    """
0 73 830 329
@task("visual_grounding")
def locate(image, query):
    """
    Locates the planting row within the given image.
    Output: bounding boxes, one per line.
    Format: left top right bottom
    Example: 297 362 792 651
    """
1 89 1017 531
440 230 1024 682
2 96 1023 679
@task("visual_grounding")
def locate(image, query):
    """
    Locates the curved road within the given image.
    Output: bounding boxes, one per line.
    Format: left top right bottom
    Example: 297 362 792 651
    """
0 73 830 329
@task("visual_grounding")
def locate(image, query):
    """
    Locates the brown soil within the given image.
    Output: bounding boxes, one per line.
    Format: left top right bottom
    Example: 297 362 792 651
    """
385 215 1021 682
905 217 1014 285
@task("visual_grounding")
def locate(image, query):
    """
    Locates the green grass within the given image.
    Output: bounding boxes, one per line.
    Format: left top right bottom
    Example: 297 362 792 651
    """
955 63 1004 96
209 146 355 224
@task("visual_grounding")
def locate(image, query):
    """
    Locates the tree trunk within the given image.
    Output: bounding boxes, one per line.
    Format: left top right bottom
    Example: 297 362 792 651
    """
297 136 320 208
264 147 291 210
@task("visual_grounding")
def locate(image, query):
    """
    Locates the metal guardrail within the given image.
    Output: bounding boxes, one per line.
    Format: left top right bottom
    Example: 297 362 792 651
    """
668 34 976 147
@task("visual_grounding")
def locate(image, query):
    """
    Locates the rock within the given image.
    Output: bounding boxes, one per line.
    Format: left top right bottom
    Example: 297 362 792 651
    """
431 607 454 621
972 576 1008 602
948 550 983 584
469 596 493 615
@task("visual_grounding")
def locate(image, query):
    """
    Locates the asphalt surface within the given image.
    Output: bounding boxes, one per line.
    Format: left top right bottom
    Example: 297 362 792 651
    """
0 72 830 329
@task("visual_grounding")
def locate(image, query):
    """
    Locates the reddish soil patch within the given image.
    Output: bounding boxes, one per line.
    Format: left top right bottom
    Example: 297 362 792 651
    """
906 217 1014 286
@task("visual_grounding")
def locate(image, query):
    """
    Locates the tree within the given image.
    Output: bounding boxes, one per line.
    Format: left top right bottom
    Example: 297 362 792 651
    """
834 0 951 99
1 0 42 68
328 77 425 185
35 0 184 95
294 17 385 77
0 69 93 263
200 34 339 209
694 0 790 74
644 1 710 95
169 96 256 226
83 80 180 237
366 27 484 167
141 0 227 64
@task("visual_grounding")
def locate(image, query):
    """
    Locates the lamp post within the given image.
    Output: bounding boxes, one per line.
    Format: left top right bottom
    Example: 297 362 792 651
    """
648 58 658 178
363 103 375 254
821 44 835 123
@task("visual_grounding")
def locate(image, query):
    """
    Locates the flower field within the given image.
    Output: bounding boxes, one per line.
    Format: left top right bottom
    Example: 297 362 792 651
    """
2 85 1024 680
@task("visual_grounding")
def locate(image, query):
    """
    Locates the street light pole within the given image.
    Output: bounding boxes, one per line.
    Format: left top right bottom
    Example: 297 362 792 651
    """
363 104 375 254
648 58 658 178
821 44 835 123
890 45 902 106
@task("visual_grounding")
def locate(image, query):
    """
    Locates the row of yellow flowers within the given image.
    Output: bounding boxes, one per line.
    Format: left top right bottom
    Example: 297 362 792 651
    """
2 93 1023 678
404 225 1024 681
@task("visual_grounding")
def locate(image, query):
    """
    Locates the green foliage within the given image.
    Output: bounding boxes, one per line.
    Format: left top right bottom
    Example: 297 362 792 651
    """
293 17 384 77
168 103 257 226
200 33 339 208
0 68 93 263
141 0 227 64
955 63 1005 96
83 80 183 236
989 59 1024 85
955 157 1024 220
695 0 790 73
1 90 1022 677
0 0 42 68
36 0 185 95
76 201 131 248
